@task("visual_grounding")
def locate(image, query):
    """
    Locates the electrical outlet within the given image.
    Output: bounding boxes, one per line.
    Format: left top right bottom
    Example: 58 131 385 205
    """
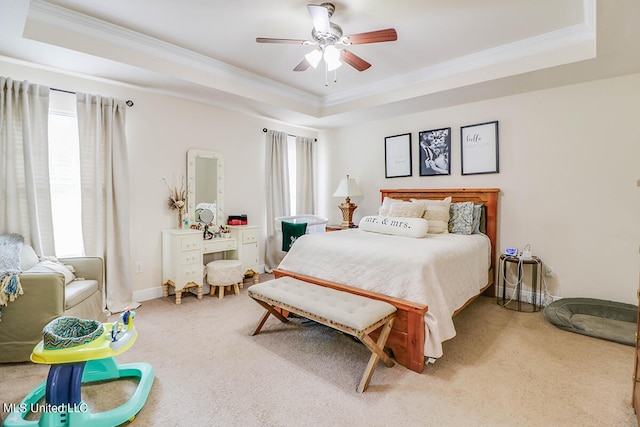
135 261 143 274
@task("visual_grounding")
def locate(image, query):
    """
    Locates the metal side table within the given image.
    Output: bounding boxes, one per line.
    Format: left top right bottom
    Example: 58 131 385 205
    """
497 254 543 312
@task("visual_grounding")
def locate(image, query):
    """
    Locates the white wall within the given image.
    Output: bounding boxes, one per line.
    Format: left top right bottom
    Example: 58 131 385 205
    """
4 58 640 305
0 59 317 298
320 73 640 305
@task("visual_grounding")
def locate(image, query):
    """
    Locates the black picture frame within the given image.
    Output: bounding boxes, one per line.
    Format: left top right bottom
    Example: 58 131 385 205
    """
419 127 451 176
384 133 412 178
460 121 499 175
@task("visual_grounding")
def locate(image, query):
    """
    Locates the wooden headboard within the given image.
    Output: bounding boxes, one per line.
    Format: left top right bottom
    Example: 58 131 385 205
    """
380 188 500 270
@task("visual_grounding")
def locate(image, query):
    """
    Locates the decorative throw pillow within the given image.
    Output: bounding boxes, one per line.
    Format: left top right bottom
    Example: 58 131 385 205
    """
388 201 424 218
449 202 475 234
471 203 484 234
378 197 400 216
282 221 307 252
20 244 40 271
412 196 452 212
27 260 76 285
359 215 428 238
423 205 450 234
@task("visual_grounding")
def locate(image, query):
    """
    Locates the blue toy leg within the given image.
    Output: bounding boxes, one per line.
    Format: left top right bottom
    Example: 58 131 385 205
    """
3 358 154 427
45 362 85 406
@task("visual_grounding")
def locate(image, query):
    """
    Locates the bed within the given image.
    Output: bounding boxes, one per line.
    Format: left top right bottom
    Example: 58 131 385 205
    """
274 188 499 373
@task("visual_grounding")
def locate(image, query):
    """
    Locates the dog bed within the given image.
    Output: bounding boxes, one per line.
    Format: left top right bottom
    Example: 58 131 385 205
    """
543 298 637 346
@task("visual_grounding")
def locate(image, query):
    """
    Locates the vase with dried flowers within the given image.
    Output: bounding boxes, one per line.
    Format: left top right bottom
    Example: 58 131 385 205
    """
163 177 186 229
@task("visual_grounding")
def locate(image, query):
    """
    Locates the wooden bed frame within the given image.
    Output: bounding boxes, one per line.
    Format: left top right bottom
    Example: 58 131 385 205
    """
274 188 500 374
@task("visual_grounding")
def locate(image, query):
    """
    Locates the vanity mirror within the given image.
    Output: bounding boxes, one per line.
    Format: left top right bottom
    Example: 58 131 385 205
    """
187 149 224 228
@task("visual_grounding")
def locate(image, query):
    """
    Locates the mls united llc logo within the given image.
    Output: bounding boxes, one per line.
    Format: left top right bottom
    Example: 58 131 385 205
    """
3 402 89 414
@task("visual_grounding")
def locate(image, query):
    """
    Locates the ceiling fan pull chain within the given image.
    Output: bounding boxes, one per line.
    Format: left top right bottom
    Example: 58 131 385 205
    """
325 63 329 86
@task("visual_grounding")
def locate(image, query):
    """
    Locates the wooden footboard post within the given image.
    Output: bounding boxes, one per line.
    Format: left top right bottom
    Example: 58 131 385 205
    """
405 310 426 373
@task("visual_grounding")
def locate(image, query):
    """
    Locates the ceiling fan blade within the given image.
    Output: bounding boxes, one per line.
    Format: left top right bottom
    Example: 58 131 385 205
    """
345 28 397 45
256 37 308 44
293 58 311 72
340 50 371 72
307 4 330 33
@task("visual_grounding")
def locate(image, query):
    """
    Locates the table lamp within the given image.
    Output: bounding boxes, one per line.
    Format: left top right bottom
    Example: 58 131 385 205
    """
332 175 363 228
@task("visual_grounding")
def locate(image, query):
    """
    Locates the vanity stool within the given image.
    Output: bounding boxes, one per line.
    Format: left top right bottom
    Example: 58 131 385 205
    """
206 259 244 299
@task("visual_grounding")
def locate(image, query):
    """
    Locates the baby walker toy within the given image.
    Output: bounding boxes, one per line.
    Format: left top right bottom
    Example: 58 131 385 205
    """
3 309 154 427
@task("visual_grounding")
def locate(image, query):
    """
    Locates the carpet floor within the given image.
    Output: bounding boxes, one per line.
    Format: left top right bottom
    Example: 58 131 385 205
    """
1 275 636 426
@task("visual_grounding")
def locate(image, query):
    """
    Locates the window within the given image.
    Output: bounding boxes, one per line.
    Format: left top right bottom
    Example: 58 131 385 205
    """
48 93 84 257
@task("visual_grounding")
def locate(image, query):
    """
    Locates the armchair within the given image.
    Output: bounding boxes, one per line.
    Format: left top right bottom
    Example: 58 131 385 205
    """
0 254 107 363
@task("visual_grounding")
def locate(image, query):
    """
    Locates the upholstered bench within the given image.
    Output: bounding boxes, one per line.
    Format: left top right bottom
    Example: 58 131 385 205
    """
248 277 397 392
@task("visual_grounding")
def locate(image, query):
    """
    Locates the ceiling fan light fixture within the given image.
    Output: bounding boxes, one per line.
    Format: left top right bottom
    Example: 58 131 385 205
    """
305 48 323 68
323 45 342 71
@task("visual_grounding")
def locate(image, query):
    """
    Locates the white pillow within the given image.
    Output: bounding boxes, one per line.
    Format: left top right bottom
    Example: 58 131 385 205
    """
378 197 400 216
411 196 452 212
424 205 450 234
388 201 424 218
26 260 76 285
359 215 428 238
20 245 40 271
412 197 452 234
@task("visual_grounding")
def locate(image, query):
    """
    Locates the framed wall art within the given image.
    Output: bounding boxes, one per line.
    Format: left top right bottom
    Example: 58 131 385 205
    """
384 133 412 178
419 127 451 176
460 121 499 175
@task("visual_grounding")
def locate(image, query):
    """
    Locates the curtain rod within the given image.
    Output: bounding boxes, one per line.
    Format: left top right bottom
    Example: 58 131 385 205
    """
50 87 134 107
262 128 316 142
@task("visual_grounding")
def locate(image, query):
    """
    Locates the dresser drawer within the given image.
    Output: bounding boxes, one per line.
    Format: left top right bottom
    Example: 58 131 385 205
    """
176 263 203 286
179 249 201 266
203 238 237 253
241 229 258 244
180 235 202 251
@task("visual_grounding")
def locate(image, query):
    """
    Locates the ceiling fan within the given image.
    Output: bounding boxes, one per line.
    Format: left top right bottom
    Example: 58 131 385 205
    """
256 2 397 82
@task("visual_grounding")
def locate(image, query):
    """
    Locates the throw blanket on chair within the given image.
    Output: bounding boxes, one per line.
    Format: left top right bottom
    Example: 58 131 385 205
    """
0 233 24 318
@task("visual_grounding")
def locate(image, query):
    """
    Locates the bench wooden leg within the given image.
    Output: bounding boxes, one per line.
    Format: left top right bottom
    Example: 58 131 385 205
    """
357 318 395 393
251 299 289 335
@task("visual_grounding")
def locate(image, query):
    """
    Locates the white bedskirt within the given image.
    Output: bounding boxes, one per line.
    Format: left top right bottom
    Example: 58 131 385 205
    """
277 229 491 358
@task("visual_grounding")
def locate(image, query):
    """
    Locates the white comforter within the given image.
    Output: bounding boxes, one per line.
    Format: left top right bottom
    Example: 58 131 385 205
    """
277 229 491 358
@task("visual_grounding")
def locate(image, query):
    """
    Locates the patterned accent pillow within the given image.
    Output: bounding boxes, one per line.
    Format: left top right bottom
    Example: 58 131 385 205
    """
423 205 450 234
388 201 424 218
449 202 475 234
471 203 484 234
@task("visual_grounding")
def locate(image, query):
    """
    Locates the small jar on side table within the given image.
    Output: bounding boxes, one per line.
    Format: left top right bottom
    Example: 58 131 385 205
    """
497 254 543 312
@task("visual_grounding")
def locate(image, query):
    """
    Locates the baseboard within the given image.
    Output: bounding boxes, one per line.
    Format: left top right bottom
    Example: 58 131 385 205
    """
134 286 164 302
134 264 266 303
496 285 559 307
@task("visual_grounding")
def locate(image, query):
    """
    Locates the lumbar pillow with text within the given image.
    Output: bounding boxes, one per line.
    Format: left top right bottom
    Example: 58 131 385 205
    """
358 215 428 238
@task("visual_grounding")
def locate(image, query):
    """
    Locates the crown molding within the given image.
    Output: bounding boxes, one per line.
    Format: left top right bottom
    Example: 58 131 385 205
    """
324 20 596 108
26 0 323 112
25 0 596 118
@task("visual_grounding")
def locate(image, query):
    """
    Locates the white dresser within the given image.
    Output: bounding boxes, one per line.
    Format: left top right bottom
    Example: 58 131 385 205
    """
226 225 260 284
162 229 212 304
162 227 260 303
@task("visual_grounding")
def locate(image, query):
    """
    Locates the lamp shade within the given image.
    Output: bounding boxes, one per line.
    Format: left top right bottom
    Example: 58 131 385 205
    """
332 175 363 198
305 49 322 68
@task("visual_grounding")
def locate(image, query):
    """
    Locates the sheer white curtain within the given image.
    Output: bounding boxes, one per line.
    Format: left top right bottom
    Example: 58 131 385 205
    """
295 136 316 215
76 93 136 313
0 77 55 255
264 130 290 271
